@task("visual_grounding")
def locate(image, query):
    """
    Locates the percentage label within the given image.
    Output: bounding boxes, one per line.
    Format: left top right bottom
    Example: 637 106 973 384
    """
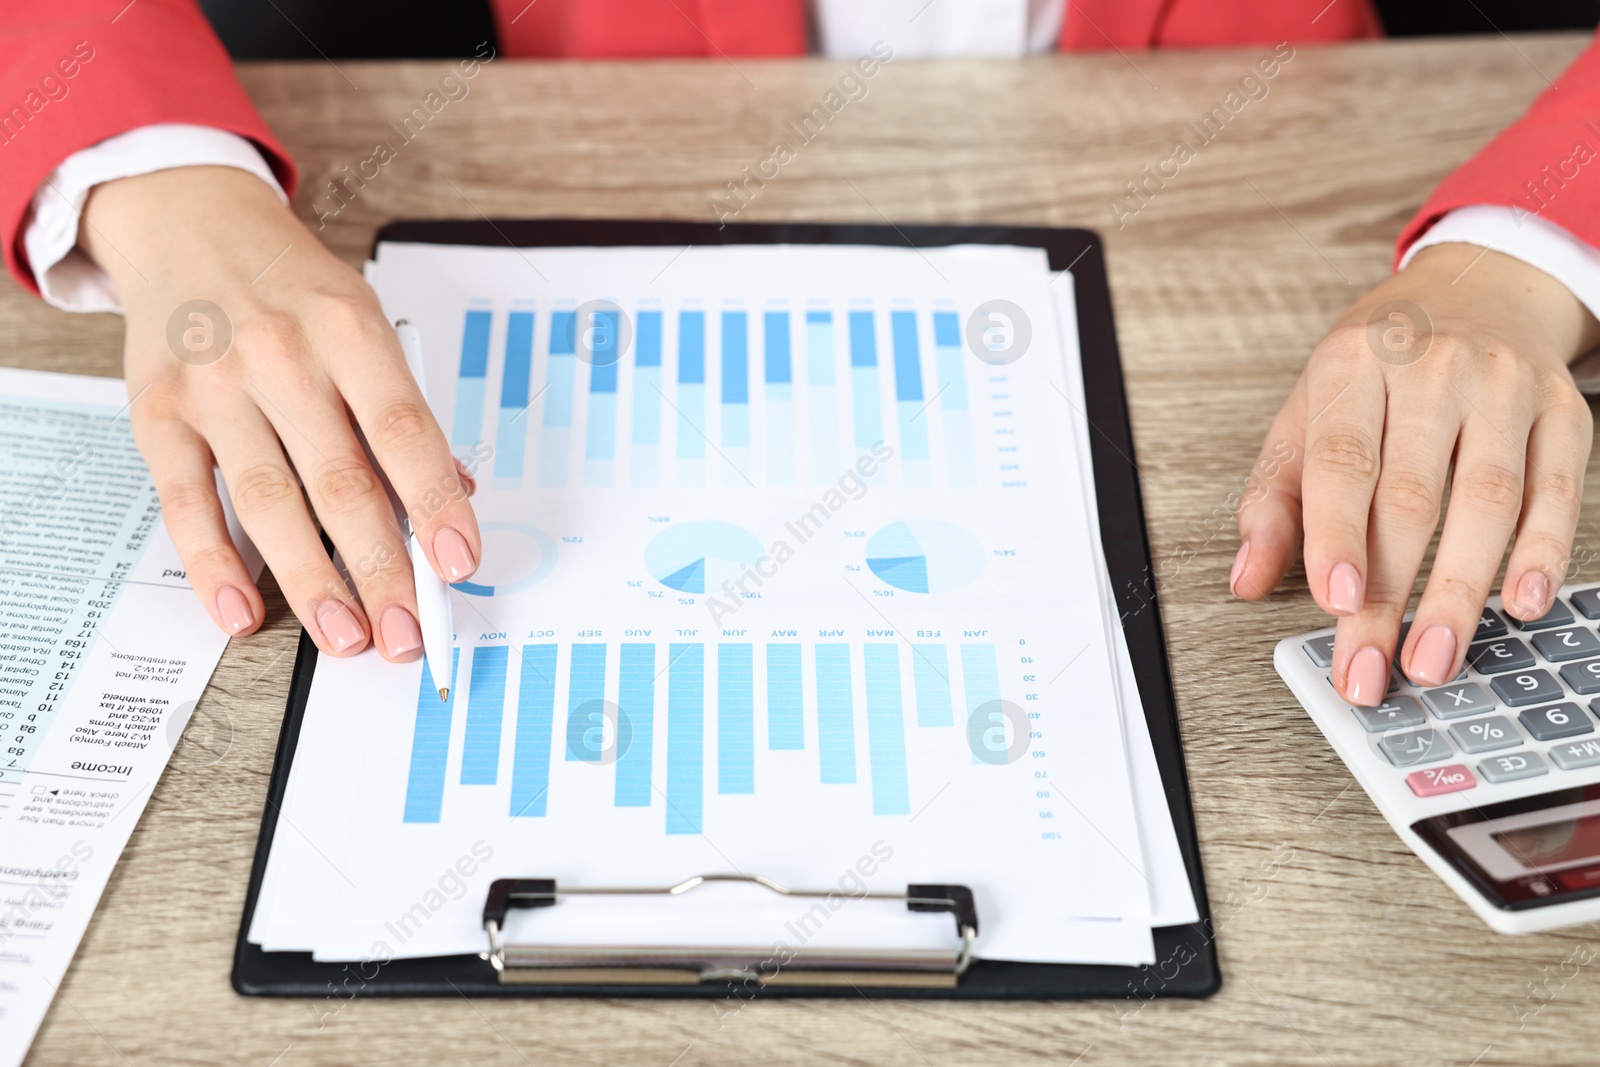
1468 722 1506 741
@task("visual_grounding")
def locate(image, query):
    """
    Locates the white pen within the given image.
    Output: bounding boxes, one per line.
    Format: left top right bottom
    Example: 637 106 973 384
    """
395 320 455 701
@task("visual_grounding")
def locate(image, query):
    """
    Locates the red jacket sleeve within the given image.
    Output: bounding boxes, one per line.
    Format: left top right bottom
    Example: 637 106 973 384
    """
1398 32 1600 263
0 0 297 296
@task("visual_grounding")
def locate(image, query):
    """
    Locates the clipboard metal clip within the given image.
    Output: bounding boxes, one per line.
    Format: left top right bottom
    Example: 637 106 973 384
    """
482 873 978 988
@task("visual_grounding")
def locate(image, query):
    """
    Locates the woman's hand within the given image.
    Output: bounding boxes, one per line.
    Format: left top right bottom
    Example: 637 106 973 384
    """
1235 243 1600 705
80 166 481 660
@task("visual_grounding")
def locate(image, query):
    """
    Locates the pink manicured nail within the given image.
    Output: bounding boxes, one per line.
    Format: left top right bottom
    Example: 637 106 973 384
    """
316 599 365 653
434 526 476 581
380 605 423 659
1229 542 1250 597
1346 646 1389 706
1515 570 1551 619
1409 624 1456 686
1327 562 1363 615
216 586 255 634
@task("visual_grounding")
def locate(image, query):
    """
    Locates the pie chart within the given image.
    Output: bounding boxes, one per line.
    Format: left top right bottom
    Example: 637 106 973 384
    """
645 520 765 595
451 522 558 597
865 520 984 594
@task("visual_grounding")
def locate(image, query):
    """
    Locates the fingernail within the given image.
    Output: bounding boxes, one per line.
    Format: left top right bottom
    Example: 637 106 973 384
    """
434 526 476 581
1229 541 1250 597
1327 562 1363 615
1515 570 1551 619
216 586 255 634
380 605 423 659
454 456 477 497
1409 624 1456 686
1346 646 1389 706
316 599 365 653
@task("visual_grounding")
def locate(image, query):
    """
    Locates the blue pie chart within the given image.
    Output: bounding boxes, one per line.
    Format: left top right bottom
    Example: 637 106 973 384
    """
645 520 765 595
865 520 984 594
451 522 558 597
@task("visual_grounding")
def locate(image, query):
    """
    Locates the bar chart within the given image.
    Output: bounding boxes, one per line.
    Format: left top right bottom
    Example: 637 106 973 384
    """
400 636 1024 832
446 302 1001 491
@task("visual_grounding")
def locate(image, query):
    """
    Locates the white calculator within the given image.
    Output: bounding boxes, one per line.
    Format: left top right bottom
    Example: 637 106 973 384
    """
1276 584 1600 933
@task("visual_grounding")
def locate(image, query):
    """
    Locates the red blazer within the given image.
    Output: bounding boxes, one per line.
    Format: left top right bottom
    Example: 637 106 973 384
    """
0 0 1569 297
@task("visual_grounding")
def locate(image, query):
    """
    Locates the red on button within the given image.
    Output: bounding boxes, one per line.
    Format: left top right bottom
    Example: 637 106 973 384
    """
1407 764 1476 797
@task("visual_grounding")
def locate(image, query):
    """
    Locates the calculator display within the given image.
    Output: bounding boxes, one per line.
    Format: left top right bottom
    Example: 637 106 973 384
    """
1493 818 1600 868
1412 786 1600 909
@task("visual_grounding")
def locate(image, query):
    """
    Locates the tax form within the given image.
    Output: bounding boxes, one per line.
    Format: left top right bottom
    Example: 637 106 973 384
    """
0 368 255 1067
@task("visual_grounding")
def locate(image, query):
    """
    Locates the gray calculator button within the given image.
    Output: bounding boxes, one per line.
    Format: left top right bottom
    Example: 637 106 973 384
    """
1468 638 1536 675
1478 751 1549 784
1422 682 1496 719
1449 715 1521 754
1377 728 1452 768
1352 696 1425 733
1550 738 1600 770
1560 659 1600 696
1512 598 1576 631
1491 670 1564 707
1475 607 1510 640
1532 627 1600 663
1571 588 1600 621
1517 702 1594 741
1389 669 1403 695
1303 635 1335 668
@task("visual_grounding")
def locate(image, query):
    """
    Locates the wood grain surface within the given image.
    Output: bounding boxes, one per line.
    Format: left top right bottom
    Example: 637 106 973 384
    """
7 33 1600 1067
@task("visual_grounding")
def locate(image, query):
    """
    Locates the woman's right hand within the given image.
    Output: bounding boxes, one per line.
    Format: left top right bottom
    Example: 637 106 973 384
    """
1234 243 1599 705
80 165 481 661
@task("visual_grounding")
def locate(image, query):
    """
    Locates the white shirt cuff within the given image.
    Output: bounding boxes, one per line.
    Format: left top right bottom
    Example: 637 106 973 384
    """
1401 205 1600 392
23 124 286 314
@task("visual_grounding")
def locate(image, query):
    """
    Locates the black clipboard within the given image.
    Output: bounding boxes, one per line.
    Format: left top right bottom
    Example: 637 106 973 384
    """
232 220 1220 1000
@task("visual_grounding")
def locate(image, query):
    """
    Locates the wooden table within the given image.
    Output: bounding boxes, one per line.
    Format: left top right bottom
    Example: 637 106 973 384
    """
9 32 1598 1066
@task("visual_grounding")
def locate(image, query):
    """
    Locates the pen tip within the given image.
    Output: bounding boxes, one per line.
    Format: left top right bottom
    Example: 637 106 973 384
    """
439 688 449 701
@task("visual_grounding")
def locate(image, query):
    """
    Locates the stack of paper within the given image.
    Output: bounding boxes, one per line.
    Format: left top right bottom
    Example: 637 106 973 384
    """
246 241 1197 968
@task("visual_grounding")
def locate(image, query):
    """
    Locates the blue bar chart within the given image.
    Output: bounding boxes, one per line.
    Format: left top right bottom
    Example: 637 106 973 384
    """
493 311 533 484
584 309 621 486
630 311 663 487
400 637 1012 831
720 311 749 486
539 311 576 488
451 310 491 450
891 311 931 487
448 302 996 490
676 311 706 486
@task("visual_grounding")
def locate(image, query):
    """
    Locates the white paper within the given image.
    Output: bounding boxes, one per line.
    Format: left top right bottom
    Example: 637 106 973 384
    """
1049 280 1199 927
0 368 255 1067
250 242 1157 967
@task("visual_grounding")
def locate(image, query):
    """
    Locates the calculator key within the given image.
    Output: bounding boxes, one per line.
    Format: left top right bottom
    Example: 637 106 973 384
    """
1303 635 1335 668
1511 598 1576 631
1491 670 1564 707
1377 728 1452 768
1468 639 1536 675
1532 627 1600 663
1449 715 1522 754
1549 738 1600 770
1517 702 1594 741
1388 669 1403 695
1478 751 1549 784
1560 659 1600 696
1351 696 1425 733
1422 682 1495 719
1474 607 1509 641
1571 588 1600 621
1406 764 1476 797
